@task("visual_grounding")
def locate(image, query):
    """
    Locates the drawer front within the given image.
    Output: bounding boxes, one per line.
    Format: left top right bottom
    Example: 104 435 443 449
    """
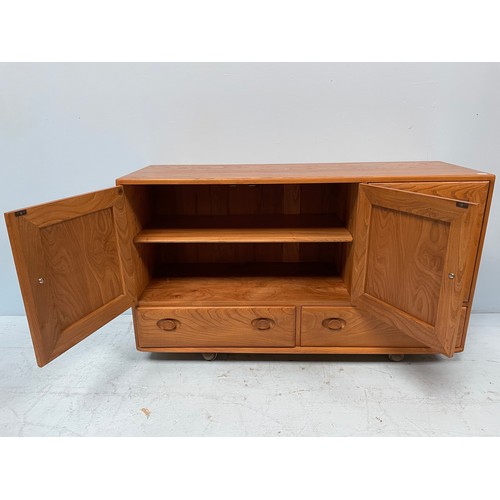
135 306 296 348
301 307 423 347
301 307 467 348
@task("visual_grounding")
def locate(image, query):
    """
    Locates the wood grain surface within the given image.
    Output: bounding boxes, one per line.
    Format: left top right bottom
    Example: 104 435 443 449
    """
154 252 341 272
41 208 123 330
283 185 301 262
135 226 353 243
4 188 135 366
302 307 414 347
5 161 494 364
136 345 463 355
352 183 478 356
116 161 493 184
374 181 489 301
366 206 449 325
144 183 350 264
134 306 296 347
139 276 351 306
122 185 154 300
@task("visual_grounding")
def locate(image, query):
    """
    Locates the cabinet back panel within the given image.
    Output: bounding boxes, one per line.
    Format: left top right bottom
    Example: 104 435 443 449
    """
155 243 343 274
150 184 351 221
152 185 284 216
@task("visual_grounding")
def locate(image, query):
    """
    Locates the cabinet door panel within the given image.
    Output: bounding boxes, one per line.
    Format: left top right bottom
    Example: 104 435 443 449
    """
352 184 478 356
373 181 489 301
5 188 135 366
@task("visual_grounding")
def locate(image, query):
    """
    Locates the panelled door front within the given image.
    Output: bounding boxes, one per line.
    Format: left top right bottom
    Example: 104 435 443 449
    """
5 188 135 366
352 184 478 356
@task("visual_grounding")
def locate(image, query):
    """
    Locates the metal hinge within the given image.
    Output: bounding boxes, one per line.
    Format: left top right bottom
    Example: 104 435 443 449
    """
14 210 27 217
456 201 469 209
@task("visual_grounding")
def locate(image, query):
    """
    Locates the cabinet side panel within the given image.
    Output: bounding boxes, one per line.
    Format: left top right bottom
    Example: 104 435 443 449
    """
123 185 153 299
341 184 359 294
464 179 495 305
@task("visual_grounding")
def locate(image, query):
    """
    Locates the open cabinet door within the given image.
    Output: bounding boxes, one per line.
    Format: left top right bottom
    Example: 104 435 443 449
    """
352 184 478 357
5 188 135 366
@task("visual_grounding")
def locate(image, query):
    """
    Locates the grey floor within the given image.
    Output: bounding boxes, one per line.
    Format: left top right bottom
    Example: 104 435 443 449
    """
0 314 499 436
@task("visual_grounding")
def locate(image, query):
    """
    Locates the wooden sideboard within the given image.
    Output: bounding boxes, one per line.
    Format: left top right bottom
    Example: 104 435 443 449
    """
4 162 495 367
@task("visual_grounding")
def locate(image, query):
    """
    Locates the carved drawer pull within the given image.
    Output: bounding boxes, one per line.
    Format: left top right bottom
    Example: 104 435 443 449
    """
322 317 346 331
157 318 180 331
251 317 275 330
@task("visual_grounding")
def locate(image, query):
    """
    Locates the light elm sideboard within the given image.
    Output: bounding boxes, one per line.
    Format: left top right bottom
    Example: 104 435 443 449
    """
5 162 494 366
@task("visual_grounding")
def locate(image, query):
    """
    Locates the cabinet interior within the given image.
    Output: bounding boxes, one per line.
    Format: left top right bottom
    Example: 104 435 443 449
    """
125 183 358 305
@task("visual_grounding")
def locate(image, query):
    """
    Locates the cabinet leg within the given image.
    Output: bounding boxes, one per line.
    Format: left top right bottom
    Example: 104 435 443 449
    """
201 353 218 361
388 354 405 362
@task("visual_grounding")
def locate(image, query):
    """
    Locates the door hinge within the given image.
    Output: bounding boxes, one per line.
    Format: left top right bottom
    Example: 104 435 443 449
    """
14 209 27 217
456 201 469 209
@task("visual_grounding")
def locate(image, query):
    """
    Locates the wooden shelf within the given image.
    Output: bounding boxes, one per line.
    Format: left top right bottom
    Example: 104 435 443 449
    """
135 226 352 243
139 275 351 306
134 214 352 243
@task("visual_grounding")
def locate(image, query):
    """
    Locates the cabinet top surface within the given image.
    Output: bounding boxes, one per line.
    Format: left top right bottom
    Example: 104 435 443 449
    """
116 161 494 185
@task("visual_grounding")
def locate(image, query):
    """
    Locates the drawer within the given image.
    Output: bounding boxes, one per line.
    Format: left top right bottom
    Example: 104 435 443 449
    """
302 306 429 348
135 306 296 348
301 307 468 348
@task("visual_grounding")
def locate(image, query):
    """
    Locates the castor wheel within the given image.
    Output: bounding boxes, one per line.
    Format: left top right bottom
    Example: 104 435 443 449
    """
388 354 405 362
201 353 218 361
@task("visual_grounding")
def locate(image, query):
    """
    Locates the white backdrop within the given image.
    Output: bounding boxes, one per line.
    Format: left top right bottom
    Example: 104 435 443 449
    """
0 62 498 314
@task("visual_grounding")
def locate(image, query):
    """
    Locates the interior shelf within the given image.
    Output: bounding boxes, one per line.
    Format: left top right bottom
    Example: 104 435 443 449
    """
139 275 351 306
134 226 352 243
